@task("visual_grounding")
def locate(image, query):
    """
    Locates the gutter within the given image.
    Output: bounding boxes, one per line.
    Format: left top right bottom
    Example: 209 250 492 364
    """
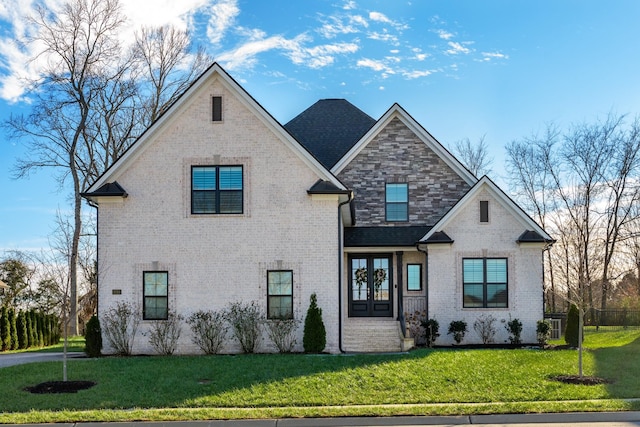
337 191 353 353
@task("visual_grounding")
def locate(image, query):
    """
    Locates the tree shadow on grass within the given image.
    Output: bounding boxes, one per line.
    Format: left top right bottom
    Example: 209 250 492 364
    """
593 333 640 399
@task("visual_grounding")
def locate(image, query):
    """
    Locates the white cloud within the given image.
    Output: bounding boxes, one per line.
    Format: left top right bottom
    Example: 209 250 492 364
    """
446 41 471 55
356 58 395 77
343 0 357 10
367 30 399 45
436 29 454 40
378 86 385 90
403 69 432 79
206 0 240 45
369 11 392 24
482 51 509 60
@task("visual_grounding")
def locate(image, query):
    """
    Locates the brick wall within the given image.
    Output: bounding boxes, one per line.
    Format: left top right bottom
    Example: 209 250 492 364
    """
97 76 341 354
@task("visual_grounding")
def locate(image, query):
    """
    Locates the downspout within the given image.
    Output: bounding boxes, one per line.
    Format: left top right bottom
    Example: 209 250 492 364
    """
86 199 99 317
337 191 353 353
416 243 428 320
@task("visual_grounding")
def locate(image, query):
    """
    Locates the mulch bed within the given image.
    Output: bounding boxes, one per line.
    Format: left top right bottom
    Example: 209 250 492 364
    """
25 381 96 394
550 375 611 385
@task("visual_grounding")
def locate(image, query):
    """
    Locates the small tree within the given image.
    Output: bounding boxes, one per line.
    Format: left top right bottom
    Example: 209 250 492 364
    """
421 318 440 347
506 317 523 345
186 310 227 355
225 301 262 353
84 315 102 357
448 320 467 344
303 293 326 353
17 311 28 349
565 303 581 347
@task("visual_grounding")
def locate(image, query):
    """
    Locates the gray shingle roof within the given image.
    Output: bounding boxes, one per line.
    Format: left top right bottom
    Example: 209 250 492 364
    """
344 226 432 247
284 99 376 169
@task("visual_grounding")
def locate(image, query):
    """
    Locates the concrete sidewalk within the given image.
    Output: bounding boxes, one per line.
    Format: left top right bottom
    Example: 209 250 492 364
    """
5 412 640 427
0 351 84 368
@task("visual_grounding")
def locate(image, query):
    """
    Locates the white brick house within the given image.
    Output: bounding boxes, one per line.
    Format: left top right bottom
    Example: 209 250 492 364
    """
83 63 553 354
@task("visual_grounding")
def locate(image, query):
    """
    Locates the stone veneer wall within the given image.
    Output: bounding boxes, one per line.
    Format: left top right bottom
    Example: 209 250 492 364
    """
337 117 471 226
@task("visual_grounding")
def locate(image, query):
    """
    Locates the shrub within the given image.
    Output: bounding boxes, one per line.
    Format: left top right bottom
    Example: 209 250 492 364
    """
448 320 467 344
536 319 551 346
9 307 18 350
303 293 326 353
473 314 497 344
266 318 300 353
226 301 262 353
84 315 103 357
405 311 427 346
187 310 228 354
0 306 9 351
421 318 440 347
147 312 183 355
102 301 140 356
565 303 581 347
506 317 523 345
16 311 27 349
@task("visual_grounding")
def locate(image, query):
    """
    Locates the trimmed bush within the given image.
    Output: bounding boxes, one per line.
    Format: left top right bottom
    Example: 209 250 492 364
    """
448 320 467 344
536 319 551 346
147 312 183 355
266 318 299 353
0 306 10 351
17 311 27 349
226 301 262 353
421 318 440 347
9 307 18 350
84 315 103 357
102 301 140 356
473 314 497 344
506 317 523 345
303 293 326 353
565 303 581 347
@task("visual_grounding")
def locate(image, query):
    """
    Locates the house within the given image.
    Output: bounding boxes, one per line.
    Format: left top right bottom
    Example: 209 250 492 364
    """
82 63 553 354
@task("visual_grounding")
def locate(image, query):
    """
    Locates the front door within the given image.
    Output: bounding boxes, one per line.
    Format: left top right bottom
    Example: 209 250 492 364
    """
349 254 393 317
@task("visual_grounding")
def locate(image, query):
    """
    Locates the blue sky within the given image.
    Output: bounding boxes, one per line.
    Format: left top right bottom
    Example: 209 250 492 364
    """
1 0 640 253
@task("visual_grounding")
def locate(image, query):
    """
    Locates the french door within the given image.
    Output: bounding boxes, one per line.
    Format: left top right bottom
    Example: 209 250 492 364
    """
348 254 393 317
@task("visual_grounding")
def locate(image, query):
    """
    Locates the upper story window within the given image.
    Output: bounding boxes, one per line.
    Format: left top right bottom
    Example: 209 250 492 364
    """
480 200 489 223
143 271 168 320
463 258 507 308
212 96 223 122
385 183 408 222
192 165 243 214
267 270 293 319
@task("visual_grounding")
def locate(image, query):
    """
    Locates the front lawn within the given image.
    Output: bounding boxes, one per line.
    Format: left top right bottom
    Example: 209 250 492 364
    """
1 329 639 423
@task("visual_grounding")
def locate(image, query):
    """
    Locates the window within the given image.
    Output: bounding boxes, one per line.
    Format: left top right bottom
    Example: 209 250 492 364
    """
143 271 168 320
386 183 408 221
212 96 222 121
267 270 293 319
191 166 243 214
480 200 489 223
407 264 422 291
463 258 507 308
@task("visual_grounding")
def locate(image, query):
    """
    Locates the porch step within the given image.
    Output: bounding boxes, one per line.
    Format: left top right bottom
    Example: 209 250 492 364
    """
342 319 404 353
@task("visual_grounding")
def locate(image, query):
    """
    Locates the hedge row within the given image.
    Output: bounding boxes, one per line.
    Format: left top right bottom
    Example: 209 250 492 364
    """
0 306 60 351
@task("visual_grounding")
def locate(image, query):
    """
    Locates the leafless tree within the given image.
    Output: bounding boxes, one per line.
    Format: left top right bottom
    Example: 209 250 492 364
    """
5 0 209 334
452 135 493 177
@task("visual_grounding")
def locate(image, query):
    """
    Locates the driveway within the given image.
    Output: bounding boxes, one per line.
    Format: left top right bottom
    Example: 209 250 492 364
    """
0 352 84 368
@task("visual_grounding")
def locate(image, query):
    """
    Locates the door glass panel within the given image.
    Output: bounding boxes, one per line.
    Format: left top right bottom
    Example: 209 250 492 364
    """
372 258 389 301
351 258 368 301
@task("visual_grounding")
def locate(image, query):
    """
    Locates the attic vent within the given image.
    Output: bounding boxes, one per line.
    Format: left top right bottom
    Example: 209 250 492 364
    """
480 200 489 223
212 96 222 122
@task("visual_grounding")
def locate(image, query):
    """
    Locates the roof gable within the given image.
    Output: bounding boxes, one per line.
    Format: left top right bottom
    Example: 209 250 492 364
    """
331 103 476 186
284 99 376 169
86 63 346 194
419 175 553 243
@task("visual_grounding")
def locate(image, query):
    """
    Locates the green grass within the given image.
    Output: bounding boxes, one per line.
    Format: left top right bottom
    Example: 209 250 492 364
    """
1 329 640 423
3 336 86 354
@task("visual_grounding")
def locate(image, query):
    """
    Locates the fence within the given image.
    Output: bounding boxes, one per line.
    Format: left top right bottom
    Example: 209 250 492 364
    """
584 308 640 329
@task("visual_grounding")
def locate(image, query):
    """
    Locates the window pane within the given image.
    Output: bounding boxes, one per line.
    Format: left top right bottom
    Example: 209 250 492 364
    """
463 259 484 283
464 284 484 307
268 296 293 319
386 183 408 202
407 264 421 291
212 96 222 121
268 271 292 295
486 259 507 283
219 167 242 190
219 190 242 213
387 203 408 221
145 296 168 320
487 284 507 307
480 200 489 222
192 167 216 190
352 258 367 301
373 258 389 301
193 190 216 213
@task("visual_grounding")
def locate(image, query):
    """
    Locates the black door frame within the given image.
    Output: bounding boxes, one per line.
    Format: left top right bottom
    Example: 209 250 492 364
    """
348 253 394 317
